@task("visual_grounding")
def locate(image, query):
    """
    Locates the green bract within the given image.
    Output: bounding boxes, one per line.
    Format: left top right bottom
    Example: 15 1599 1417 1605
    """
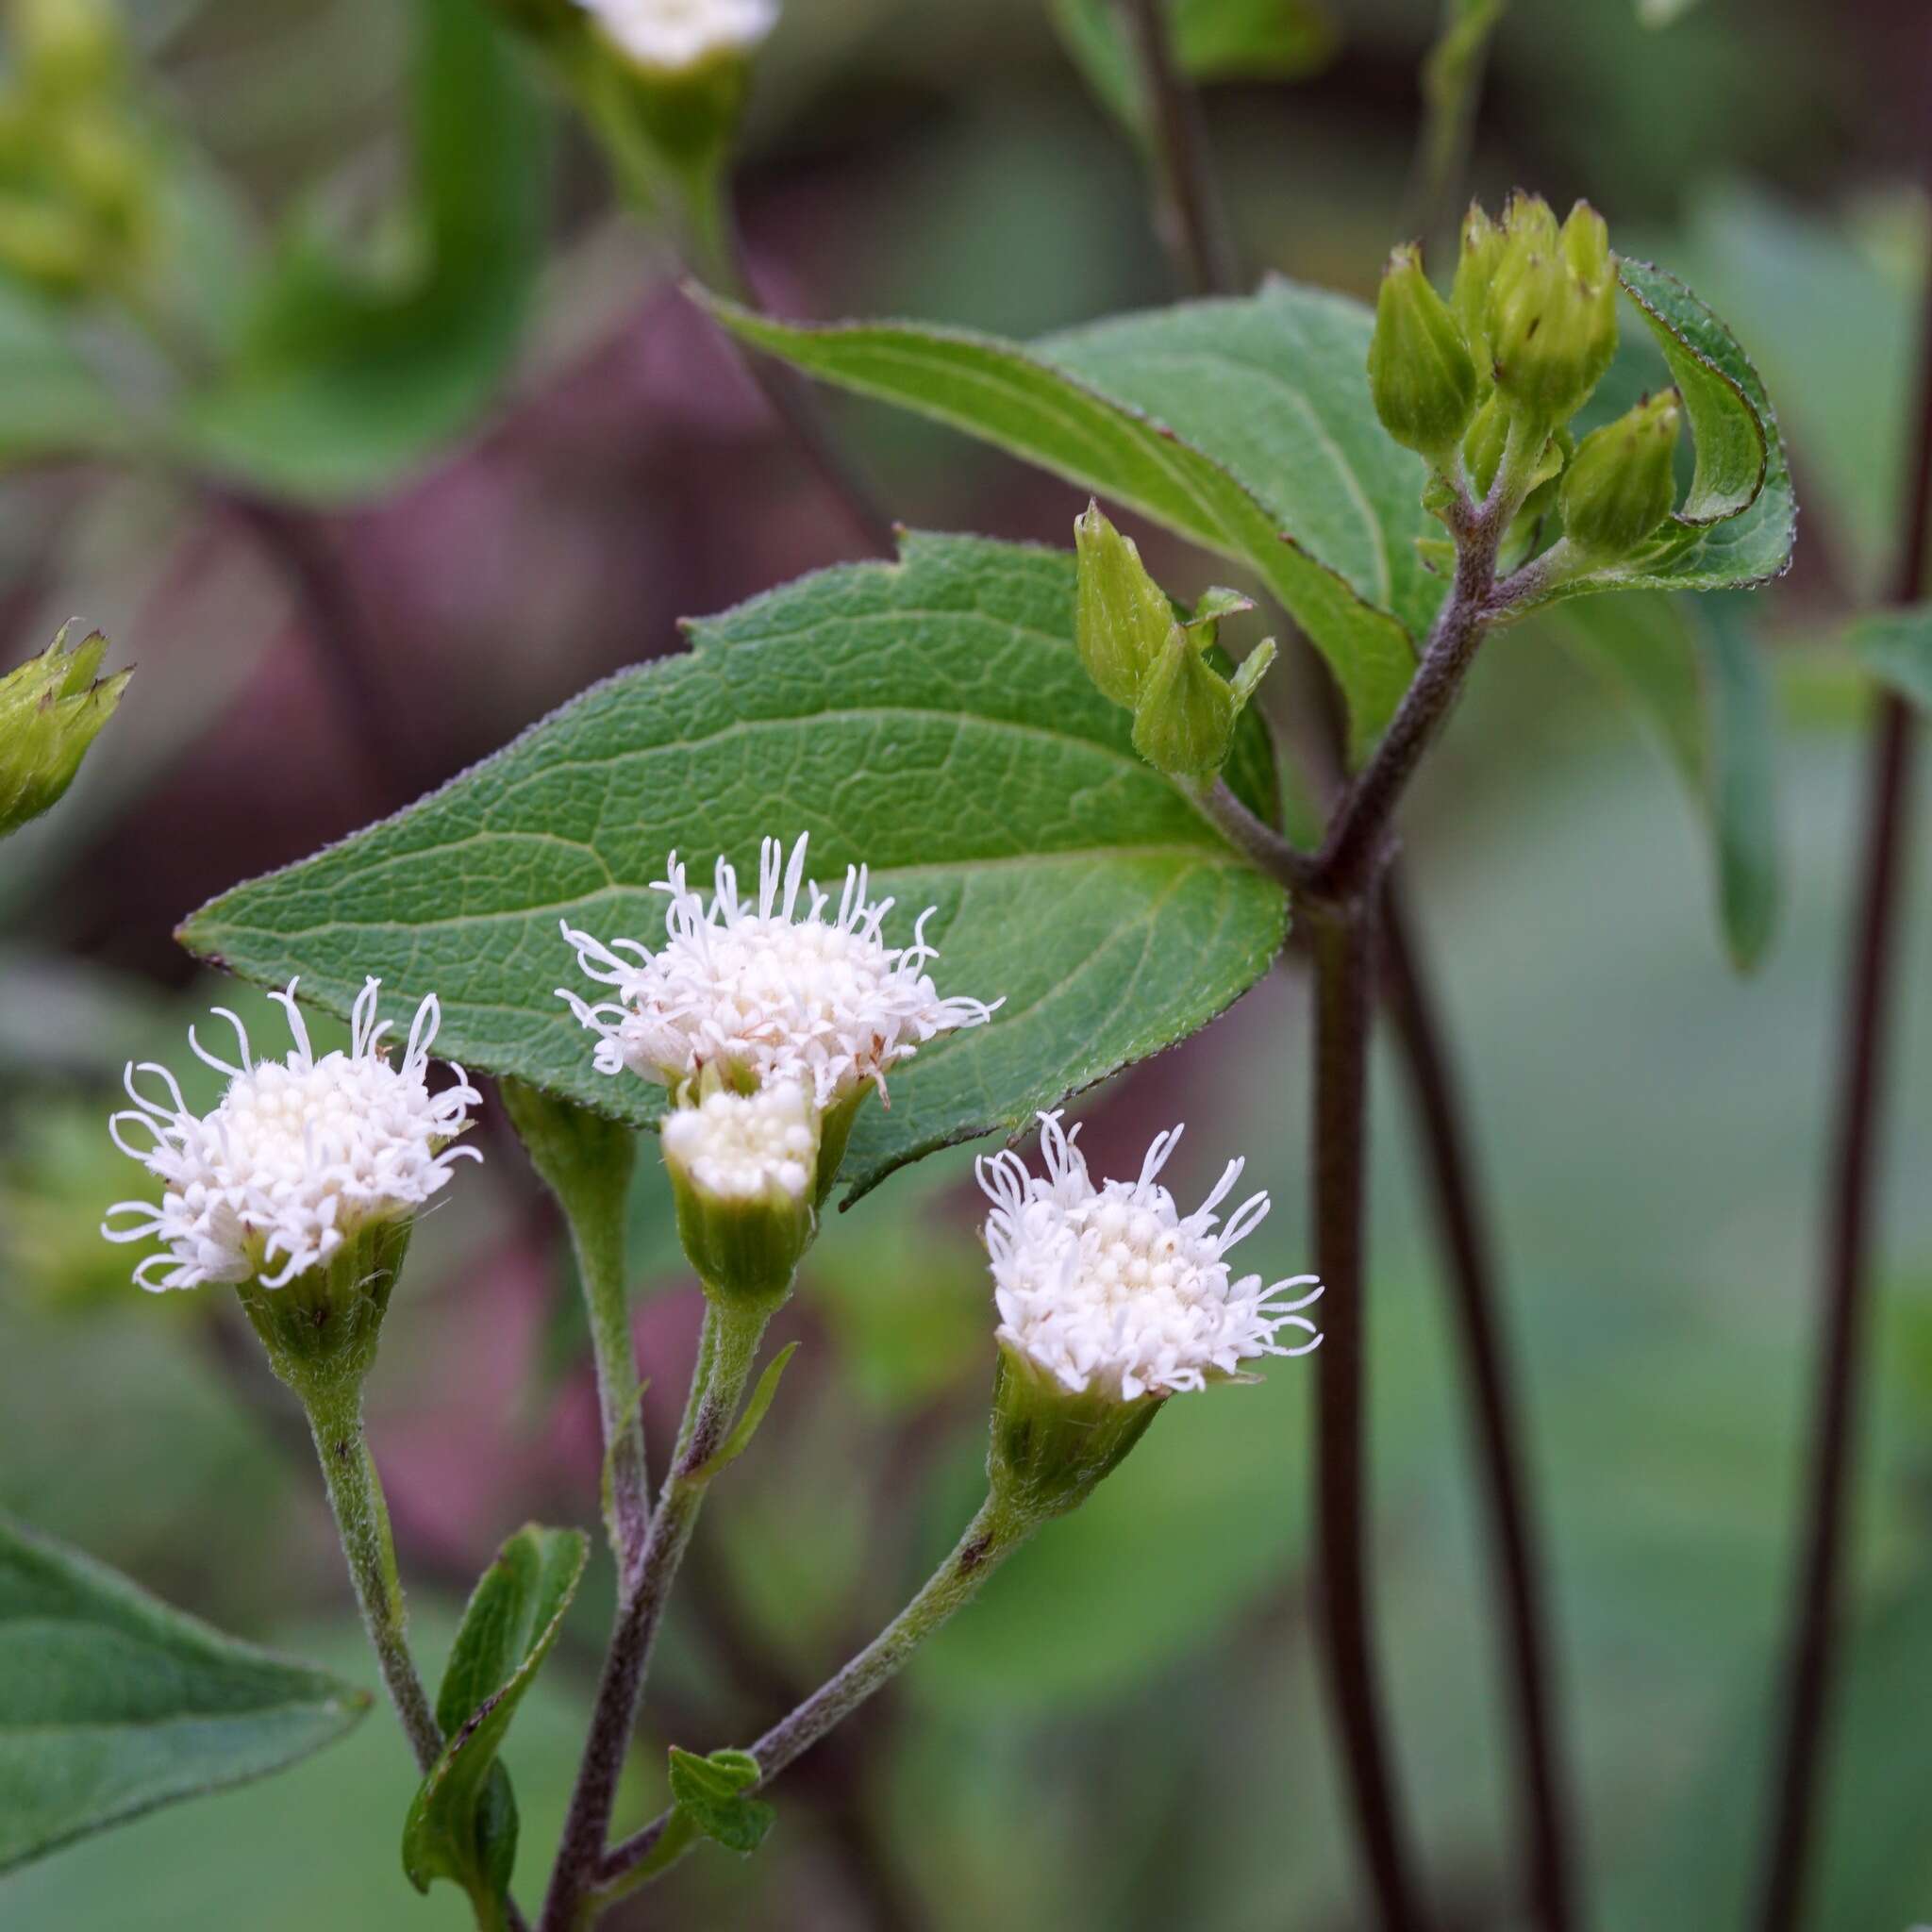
1560 389 1684 561
180 533 1287 1206
1368 242 1479 464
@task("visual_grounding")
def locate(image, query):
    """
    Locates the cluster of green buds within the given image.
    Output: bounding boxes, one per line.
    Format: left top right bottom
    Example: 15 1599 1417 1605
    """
0 0 155 302
1074 501 1275 784
1368 193 1685 576
485 0 778 256
0 622 128 840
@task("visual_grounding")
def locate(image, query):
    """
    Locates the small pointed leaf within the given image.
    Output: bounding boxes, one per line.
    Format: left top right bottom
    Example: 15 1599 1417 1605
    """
665 1745 774 1854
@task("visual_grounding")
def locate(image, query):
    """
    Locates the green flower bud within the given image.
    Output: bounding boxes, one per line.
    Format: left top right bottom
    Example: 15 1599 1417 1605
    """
9 0 125 101
1129 618 1275 784
1368 242 1479 464
1074 500 1173 708
663 1074 820 1308
985 1341 1163 1524
0 191 94 296
1488 195 1618 428
1452 202 1505 375
1559 389 1682 560
0 623 128 838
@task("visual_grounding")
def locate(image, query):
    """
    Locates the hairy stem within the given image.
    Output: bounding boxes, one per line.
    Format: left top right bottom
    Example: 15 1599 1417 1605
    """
540 1298 773 1932
1115 0 1237 297
592 1493 1029 1903
1308 895 1428 1931
301 1378 442 1775
1754 177 1932 1922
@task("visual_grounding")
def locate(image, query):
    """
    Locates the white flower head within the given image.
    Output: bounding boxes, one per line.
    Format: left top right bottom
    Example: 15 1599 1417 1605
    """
103 978 481 1294
557 833 1001 1112
662 1078 816 1206
976 1111 1322 1404
575 0 778 73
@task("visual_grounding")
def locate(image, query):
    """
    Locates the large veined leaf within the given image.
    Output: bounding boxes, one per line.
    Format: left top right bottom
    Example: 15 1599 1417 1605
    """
708 259 1791 750
0 1514 369 1874
703 284 1426 758
1547 590 1779 970
179 533 1289 1203
402 1525 587 1917
175 0 545 500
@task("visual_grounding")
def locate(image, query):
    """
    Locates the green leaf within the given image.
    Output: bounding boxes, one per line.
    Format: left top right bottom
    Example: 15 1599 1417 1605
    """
1846 604 1932 713
691 1342 800 1481
1548 590 1780 970
179 532 1289 1203
1050 0 1337 134
665 1745 774 1854
1523 259 1795 612
702 282 1428 757
0 1513 369 1874
177 0 545 500
0 279 141 467
401 1524 588 1913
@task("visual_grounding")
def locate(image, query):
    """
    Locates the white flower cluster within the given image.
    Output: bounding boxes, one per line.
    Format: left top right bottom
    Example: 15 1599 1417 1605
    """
661 1080 816 1204
977 1111 1322 1403
575 0 778 73
558 833 999 1114
104 979 479 1293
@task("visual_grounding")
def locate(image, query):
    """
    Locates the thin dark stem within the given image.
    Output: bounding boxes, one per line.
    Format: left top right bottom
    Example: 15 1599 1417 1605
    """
1379 896 1574 1932
1308 895 1429 1932
696 210 898 560
1754 183 1932 1925
1116 0 1238 298
215 490 413 801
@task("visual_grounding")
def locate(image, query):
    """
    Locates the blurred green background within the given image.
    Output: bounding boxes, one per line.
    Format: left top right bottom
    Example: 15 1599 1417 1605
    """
5 0 1932 1926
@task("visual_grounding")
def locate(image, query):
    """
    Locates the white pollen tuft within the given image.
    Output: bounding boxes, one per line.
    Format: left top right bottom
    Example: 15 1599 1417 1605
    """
661 1080 817 1204
557 833 1000 1110
575 0 778 72
975 1111 1323 1403
103 978 480 1293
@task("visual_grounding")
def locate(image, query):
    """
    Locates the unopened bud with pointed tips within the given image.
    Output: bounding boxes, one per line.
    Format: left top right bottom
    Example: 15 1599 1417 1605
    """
1369 243 1479 466
1487 195 1618 428
1560 389 1682 560
1074 501 1173 708
1452 203 1505 375
1129 624 1274 783
0 623 128 838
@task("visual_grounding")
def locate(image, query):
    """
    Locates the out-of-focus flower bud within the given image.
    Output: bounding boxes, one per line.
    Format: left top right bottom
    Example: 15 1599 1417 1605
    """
0 623 128 838
1074 500 1173 708
1369 242 1478 466
8 0 125 101
0 190 92 294
1559 389 1682 560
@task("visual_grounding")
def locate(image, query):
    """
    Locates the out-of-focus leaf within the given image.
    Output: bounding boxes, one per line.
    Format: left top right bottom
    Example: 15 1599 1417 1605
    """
179 0 545 499
1662 183 1921 593
1548 591 1780 970
401 1524 588 1914
0 281 140 466
702 284 1428 756
1846 604 1932 713
1638 0 1704 25
180 533 1288 1205
0 1514 368 1873
1050 0 1337 136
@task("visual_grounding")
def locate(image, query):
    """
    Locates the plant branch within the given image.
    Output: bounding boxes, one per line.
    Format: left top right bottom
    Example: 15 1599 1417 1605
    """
1307 894 1429 1931
1115 0 1238 297
1194 775 1319 892
591 1493 1029 1903
540 1298 772 1932
1753 135 1932 1924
